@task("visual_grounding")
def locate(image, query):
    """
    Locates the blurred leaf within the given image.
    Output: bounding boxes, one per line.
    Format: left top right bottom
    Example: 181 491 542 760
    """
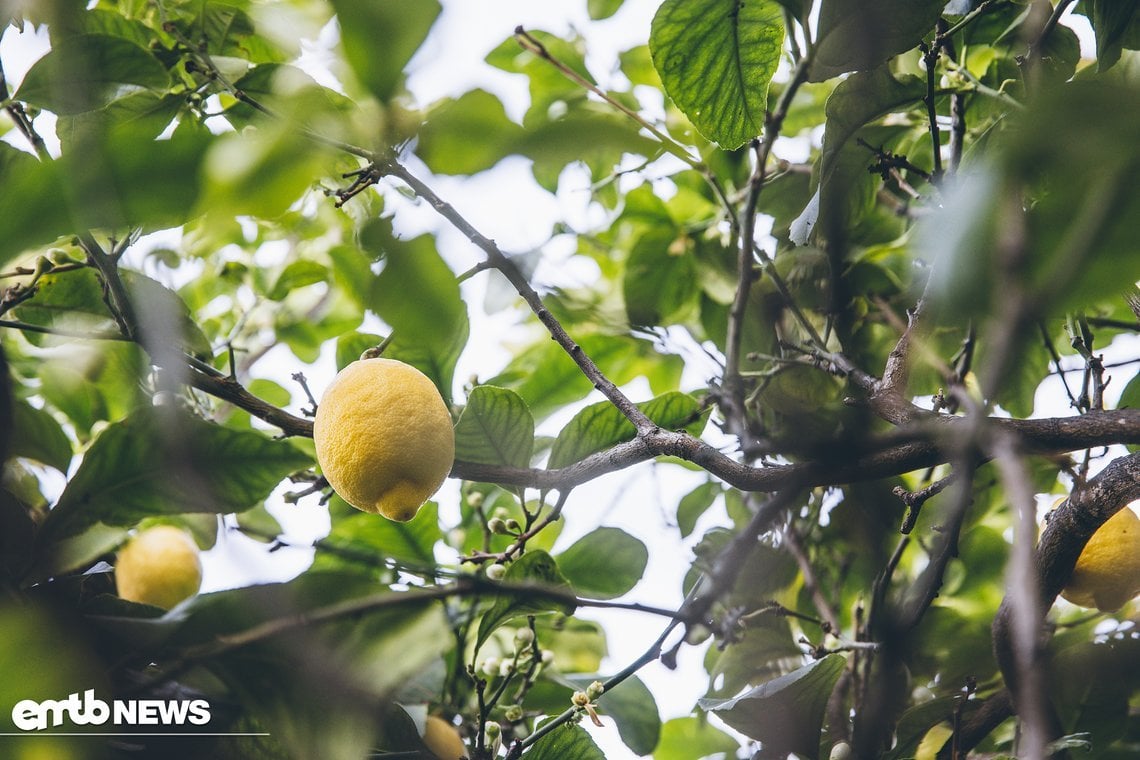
416 89 524 175
548 392 706 469
650 0 784 149
810 0 945 81
884 696 982 760
653 716 739 760
10 399 72 472
454 386 534 468
235 501 283 543
677 481 720 538
36 342 148 440
556 527 648 600
14 33 169 114
335 332 383 371
329 0 440 101
56 91 184 152
42 407 309 540
588 0 624 20
699 653 845 757
623 228 698 326
476 550 575 651
267 260 328 301
527 720 606 760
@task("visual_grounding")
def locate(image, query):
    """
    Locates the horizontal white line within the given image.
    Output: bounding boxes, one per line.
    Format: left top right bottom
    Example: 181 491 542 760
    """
0 733 271 737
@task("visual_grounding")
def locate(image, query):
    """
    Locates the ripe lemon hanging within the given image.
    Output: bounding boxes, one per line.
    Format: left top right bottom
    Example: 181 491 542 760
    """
313 358 455 521
115 526 202 610
1060 506 1140 612
422 715 467 760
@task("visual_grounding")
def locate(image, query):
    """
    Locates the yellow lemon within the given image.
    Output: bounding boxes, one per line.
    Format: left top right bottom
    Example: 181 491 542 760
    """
1060 506 1140 612
422 715 467 760
115 526 202 609
312 358 454 521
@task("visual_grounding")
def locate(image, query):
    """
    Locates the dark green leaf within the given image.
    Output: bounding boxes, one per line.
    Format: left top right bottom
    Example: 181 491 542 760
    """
329 0 440 102
699 653 846 757
14 34 170 114
650 0 785 149
453 386 534 468
883 696 982 760
10 399 72 472
548 392 706 469
475 550 575 651
527 720 606 760
653 716 739 760
810 0 945 81
1083 0 1140 71
42 407 310 540
556 527 648 600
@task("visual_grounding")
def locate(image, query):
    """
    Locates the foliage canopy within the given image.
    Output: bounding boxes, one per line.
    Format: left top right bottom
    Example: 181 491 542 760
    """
2 0 1140 758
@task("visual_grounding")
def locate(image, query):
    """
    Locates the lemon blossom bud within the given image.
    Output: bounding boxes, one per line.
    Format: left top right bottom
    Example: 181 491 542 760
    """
498 660 515 678
466 491 485 509
488 517 509 535
503 705 523 722
514 627 535 646
485 563 506 581
571 691 590 708
586 681 605 700
480 657 500 677
541 650 555 665
505 518 522 533
484 721 502 755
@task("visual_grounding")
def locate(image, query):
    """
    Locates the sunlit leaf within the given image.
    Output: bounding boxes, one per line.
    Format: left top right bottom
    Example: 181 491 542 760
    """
556 527 648 600
454 386 534 468
810 0 945 81
650 0 784 149
329 0 440 102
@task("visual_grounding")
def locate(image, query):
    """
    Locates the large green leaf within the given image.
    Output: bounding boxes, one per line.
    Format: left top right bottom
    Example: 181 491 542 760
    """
416 89 525 175
650 0 785 149
475 550 576 652
677 481 721 538
548 392 706 469
453 386 534 468
367 223 466 357
653 716 739 760
527 720 606 760
1082 0 1140 71
328 0 440 102
42 407 310 540
315 499 442 569
556 527 648 600
698 653 846 758
10 400 72 472
810 0 946 81
14 34 170 115
623 227 698 327
556 674 661 756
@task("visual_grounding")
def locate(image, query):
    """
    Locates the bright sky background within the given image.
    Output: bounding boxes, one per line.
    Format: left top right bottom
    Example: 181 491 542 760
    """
1 3 1129 758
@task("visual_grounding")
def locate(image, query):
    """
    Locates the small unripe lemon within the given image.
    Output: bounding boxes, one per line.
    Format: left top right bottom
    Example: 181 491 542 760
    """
1061 506 1140 612
422 715 466 760
115 526 202 609
313 358 455 521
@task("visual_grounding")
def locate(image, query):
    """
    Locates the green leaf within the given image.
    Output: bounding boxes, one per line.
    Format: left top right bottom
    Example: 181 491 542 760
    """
42 407 310 540
562 674 660 755
10 400 72 472
1084 0 1140 71
1118 371 1140 411
267 260 328 301
653 716 739 760
56 92 184 153
367 224 466 356
35 343 148 440
677 481 720 538
556 527 648 600
318 499 442 568
335 332 384 371
623 228 698 326
453 386 534 468
650 0 785 149
698 653 846 758
527 721 606 760
475 550 576 651
548 392 706 469
588 0 624 20
416 89 524 175
883 696 982 760
329 0 440 101
14 34 170 114
810 0 945 82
